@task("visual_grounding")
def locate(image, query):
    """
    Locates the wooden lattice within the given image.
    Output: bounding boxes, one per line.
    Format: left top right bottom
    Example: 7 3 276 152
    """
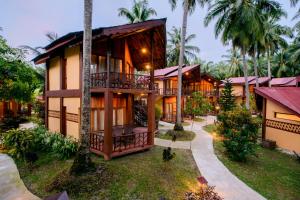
66 113 79 123
266 119 300 134
48 110 60 118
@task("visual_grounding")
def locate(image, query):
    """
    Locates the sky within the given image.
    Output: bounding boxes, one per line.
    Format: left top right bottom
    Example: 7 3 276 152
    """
0 0 298 62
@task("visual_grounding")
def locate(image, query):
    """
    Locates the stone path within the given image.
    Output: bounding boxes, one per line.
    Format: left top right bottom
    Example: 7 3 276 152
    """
155 117 266 200
0 154 40 200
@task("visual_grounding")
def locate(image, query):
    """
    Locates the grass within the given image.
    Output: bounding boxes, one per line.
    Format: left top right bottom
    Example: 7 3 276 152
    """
203 124 300 200
157 130 196 141
182 121 191 126
17 146 200 200
193 117 204 123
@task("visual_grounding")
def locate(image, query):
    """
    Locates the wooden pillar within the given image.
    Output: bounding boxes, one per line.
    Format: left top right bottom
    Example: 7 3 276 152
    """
104 90 113 160
147 92 155 145
262 98 267 141
150 30 154 90
162 97 166 120
127 94 133 125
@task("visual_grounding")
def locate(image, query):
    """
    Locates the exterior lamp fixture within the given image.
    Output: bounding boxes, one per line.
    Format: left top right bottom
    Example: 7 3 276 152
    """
145 64 151 70
215 105 220 114
214 82 217 86
141 48 147 54
185 72 189 76
197 176 208 188
117 92 122 95
208 78 211 81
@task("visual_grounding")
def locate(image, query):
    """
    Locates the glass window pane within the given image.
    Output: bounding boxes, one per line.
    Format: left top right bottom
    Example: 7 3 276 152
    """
99 56 106 72
113 109 116 126
93 110 98 131
100 110 104 130
117 108 124 125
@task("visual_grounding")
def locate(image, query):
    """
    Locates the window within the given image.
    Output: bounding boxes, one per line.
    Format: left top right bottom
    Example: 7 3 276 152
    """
113 108 125 126
99 56 106 72
91 109 105 131
275 112 300 122
90 55 98 74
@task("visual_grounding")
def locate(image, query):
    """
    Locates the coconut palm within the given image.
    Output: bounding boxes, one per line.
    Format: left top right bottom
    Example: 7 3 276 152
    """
169 0 210 129
167 26 200 66
222 48 243 77
118 0 157 23
70 0 93 175
20 32 59 56
262 18 292 86
204 0 283 109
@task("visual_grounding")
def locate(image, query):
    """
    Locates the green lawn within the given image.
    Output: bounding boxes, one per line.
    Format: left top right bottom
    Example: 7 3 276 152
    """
17 146 200 200
203 124 300 200
182 121 191 126
156 130 196 141
193 117 205 123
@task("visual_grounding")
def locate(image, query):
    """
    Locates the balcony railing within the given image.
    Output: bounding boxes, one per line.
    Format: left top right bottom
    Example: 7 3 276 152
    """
160 87 218 96
91 72 154 90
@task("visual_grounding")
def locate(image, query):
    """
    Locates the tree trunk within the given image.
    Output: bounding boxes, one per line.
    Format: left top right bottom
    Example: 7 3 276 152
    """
175 0 188 130
253 43 259 88
70 0 94 175
242 47 250 110
267 47 272 87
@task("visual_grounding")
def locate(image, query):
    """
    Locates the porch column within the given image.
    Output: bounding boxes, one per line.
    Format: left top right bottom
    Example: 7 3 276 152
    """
262 98 267 141
106 51 111 88
147 92 155 145
103 90 113 160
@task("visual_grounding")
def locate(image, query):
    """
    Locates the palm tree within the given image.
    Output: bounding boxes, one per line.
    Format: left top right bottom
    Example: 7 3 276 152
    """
20 32 59 56
169 0 210 130
45 31 59 43
70 0 93 175
204 0 282 109
167 26 200 66
262 18 292 86
222 48 243 77
118 0 157 23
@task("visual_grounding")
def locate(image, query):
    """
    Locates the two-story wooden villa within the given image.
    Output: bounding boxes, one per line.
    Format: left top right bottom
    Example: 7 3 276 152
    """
154 65 219 122
33 19 166 160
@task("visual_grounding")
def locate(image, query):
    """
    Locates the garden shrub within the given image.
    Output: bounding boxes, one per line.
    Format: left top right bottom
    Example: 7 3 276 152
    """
185 185 223 200
217 107 259 162
3 128 34 159
3 126 78 160
162 147 175 162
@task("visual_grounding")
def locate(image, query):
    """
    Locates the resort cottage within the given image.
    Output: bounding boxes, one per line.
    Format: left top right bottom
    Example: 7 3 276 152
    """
255 87 300 153
33 19 167 160
154 65 219 122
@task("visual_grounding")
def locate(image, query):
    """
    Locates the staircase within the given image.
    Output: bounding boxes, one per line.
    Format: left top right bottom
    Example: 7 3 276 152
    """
134 102 148 127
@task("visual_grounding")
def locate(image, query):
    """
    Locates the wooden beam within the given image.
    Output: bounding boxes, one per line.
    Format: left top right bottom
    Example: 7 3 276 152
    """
103 89 113 160
106 39 111 88
262 98 267 140
147 93 155 145
45 60 49 128
46 90 81 97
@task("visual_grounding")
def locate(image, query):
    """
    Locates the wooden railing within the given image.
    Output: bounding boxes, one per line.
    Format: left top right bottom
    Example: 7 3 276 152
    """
113 131 148 152
161 88 218 96
90 72 154 90
90 131 104 152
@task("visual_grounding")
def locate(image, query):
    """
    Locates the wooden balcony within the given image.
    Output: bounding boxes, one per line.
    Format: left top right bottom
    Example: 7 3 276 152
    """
90 72 154 91
89 125 151 158
160 87 218 96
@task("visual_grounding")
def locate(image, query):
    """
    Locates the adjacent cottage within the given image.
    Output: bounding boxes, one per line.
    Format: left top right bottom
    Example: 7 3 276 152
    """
154 65 219 122
33 19 167 160
255 87 300 153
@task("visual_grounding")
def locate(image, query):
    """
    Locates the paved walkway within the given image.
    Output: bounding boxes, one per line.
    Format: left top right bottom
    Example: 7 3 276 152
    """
155 117 266 200
0 154 40 200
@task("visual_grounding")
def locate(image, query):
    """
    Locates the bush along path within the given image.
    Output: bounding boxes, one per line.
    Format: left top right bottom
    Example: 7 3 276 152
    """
155 117 266 200
0 153 40 200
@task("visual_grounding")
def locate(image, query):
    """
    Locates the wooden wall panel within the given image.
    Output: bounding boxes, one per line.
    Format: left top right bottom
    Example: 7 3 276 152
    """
49 57 60 90
65 46 80 90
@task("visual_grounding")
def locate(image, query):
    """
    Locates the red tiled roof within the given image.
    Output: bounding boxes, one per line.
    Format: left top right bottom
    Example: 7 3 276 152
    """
248 77 270 85
255 87 300 116
270 77 296 86
166 64 200 77
154 66 178 77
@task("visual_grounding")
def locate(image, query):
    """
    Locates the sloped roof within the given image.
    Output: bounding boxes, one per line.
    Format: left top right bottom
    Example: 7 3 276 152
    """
270 77 296 86
33 18 167 69
255 87 300 116
248 77 270 85
166 64 200 77
154 66 178 77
